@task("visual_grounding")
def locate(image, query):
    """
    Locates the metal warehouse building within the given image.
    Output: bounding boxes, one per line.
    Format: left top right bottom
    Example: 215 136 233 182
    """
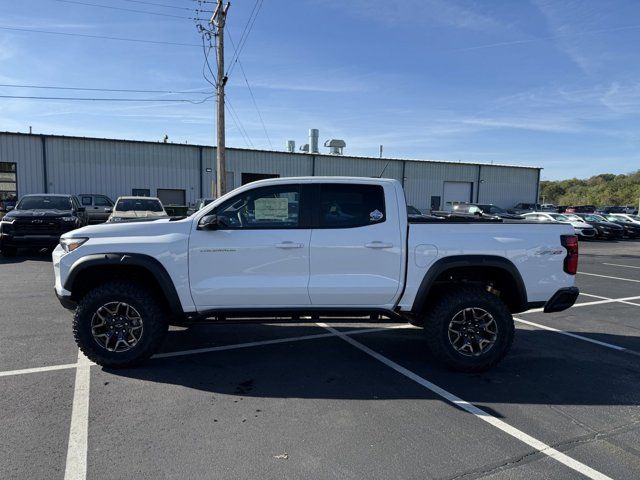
0 131 540 211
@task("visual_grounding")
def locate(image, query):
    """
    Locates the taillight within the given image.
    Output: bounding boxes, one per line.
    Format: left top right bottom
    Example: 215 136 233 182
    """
561 234 579 275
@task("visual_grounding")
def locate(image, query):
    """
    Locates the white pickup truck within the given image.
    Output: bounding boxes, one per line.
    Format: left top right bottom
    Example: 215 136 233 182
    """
53 177 579 372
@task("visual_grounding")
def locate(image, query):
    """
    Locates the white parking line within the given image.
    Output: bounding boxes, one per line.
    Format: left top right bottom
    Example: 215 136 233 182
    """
318 323 613 480
519 294 640 314
0 362 79 378
154 324 412 359
579 272 640 283
514 317 639 356
579 292 640 307
0 325 413 378
64 351 92 480
603 263 640 270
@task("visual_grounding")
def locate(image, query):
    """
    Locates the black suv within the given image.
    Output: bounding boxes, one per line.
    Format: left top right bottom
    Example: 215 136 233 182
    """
0 194 88 256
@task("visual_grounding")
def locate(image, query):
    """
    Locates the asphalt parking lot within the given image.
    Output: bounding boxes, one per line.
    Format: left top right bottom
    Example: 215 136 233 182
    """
1 240 639 480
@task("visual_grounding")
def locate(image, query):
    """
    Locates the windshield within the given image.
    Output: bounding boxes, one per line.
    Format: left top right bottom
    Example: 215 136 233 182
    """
583 214 606 222
604 215 622 222
115 198 164 212
549 214 571 222
630 215 640 221
564 214 581 221
17 196 72 210
478 204 505 213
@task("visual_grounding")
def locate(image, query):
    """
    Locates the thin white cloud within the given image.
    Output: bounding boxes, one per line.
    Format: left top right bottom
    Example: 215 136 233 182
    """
314 0 510 33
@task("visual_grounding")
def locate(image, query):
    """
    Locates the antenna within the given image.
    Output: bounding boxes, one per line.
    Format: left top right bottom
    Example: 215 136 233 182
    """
377 159 392 178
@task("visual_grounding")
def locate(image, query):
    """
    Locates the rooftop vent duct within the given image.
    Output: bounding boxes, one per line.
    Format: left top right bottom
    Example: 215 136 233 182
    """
309 128 319 154
287 140 295 153
299 143 309 152
324 139 346 155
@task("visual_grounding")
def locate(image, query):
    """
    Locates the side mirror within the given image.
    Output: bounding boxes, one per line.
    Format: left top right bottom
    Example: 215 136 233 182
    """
198 214 221 230
106 208 112 214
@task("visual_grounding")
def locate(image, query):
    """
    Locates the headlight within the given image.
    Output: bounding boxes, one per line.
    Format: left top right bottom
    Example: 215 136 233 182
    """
1 217 15 224
61 216 78 222
60 237 88 253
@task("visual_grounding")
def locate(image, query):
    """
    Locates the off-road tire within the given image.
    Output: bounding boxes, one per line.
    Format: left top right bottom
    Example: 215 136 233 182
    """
422 286 514 372
73 281 168 368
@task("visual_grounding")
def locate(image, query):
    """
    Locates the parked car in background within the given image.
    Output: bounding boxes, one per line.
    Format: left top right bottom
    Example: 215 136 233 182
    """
523 212 596 239
107 197 169 223
0 195 17 213
0 194 88 256
602 214 640 238
407 205 422 215
574 213 624 239
609 213 640 226
187 198 215 215
78 194 114 224
565 205 597 214
470 204 525 220
540 204 558 212
511 203 541 214
599 206 626 214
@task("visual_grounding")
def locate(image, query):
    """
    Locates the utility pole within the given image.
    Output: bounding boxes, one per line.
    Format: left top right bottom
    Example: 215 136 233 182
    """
212 0 230 197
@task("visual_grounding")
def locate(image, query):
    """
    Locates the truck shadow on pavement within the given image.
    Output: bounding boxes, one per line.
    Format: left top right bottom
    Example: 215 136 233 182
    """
0 249 52 264
106 323 640 410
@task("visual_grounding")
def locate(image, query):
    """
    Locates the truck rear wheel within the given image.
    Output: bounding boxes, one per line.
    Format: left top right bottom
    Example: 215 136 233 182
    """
422 287 514 372
73 281 168 368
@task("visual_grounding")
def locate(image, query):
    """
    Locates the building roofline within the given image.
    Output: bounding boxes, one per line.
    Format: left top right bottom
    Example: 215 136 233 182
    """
0 130 542 170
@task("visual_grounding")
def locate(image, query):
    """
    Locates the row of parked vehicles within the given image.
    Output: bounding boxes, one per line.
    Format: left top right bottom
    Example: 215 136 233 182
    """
0 193 171 256
420 202 640 241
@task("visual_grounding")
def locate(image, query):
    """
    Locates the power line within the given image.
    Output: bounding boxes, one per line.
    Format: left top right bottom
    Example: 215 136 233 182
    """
226 0 263 77
0 83 212 95
51 0 193 19
0 95 214 103
0 25 200 47
120 0 211 12
226 97 253 148
227 30 272 148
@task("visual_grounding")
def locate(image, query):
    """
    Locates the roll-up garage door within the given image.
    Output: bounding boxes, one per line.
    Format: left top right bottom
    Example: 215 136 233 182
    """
443 182 472 211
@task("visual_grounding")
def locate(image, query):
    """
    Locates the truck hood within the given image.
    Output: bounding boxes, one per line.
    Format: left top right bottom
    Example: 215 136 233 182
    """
4 209 74 219
61 217 192 239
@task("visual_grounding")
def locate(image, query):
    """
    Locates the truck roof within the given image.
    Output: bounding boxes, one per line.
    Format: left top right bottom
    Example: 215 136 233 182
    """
244 176 400 187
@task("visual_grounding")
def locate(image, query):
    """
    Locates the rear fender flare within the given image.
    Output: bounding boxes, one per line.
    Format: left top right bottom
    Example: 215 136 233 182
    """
411 255 528 314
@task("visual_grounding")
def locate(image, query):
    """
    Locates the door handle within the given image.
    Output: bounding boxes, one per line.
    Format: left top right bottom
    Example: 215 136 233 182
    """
275 241 304 249
365 241 393 249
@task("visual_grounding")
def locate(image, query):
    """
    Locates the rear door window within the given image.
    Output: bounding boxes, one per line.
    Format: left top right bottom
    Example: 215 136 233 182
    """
81 196 93 206
317 184 385 228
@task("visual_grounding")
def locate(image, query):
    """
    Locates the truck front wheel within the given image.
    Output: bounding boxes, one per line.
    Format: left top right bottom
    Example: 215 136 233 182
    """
73 281 168 368
422 287 514 372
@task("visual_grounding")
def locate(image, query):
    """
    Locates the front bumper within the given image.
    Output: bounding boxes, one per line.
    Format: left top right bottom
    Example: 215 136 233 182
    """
55 289 77 310
1 232 61 247
575 228 596 238
544 287 580 313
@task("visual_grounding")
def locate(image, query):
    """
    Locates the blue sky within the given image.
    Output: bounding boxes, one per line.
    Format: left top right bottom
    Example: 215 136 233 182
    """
1 0 639 180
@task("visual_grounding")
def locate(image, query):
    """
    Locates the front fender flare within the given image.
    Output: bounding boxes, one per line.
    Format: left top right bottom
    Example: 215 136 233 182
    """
64 253 184 317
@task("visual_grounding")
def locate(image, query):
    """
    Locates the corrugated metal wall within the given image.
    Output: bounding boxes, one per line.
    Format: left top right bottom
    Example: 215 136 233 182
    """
44 137 201 204
477 165 539 208
404 162 479 211
0 133 44 196
2 132 540 209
